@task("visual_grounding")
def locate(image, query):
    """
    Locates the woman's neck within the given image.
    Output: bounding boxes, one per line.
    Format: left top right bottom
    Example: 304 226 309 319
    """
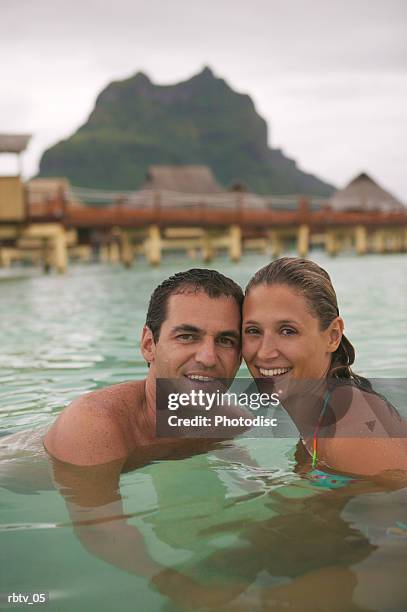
280 378 329 441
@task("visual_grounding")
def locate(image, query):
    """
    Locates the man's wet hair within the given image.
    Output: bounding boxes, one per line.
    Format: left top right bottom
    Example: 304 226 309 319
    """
146 268 243 342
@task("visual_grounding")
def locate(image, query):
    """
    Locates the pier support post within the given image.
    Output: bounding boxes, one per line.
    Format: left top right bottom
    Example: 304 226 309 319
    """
373 231 386 254
18 224 68 272
42 238 52 272
202 231 214 263
396 230 404 252
385 231 394 253
53 229 67 273
229 225 242 262
354 225 367 255
109 241 120 264
121 231 133 267
297 224 309 258
146 225 161 266
325 231 339 256
390 230 402 253
269 230 283 258
72 245 92 263
342 232 353 252
0 248 11 267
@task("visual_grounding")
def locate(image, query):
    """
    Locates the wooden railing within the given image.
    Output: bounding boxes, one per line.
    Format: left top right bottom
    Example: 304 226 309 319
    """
24 186 407 229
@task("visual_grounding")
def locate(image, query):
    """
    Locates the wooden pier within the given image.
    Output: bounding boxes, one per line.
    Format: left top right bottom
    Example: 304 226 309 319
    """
1 179 407 272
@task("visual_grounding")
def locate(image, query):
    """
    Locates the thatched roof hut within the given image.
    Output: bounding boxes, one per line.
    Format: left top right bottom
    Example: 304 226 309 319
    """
0 133 31 154
26 178 71 204
330 172 405 212
143 165 224 193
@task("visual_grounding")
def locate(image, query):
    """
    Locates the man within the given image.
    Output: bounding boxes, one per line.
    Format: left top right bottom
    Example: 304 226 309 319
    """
35 268 256 602
44 268 243 467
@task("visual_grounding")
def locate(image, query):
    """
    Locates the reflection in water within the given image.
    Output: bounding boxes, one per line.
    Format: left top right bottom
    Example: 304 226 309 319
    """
36 438 407 611
1 426 407 610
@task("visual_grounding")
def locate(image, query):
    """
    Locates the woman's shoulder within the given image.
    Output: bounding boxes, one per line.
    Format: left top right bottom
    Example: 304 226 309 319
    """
326 377 405 438
318 377 407 476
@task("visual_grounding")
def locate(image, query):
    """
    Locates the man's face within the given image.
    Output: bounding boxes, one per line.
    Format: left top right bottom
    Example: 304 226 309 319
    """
143 291 241 382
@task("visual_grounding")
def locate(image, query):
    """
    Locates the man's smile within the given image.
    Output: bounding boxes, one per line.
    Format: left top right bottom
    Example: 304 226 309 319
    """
185 373 218 382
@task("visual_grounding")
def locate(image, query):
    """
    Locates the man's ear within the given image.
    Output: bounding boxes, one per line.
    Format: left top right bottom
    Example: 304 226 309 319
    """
141 325 156 364
327 316 344 353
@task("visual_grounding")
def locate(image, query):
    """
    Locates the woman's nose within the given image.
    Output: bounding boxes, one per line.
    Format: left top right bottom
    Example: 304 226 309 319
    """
256 336 280 361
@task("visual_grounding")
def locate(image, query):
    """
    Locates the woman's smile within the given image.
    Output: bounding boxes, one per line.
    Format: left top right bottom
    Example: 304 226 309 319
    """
257 366 292 377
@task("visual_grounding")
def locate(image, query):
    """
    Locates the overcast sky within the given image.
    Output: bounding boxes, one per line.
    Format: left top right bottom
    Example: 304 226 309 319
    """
1 0 406 199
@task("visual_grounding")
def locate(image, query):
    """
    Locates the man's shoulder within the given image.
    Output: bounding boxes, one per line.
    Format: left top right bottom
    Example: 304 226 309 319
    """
76 380 145 415
44 380 146 465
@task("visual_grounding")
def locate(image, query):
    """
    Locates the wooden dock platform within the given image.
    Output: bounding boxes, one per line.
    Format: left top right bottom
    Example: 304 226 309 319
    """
1 180 406 271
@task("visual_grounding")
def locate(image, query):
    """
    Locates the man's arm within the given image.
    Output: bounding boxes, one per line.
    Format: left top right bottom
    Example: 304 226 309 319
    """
44 396 129 466
49 454 161 576
51 455 247 606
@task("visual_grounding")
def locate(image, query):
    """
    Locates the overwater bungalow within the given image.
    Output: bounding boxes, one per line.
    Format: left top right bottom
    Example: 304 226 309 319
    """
0 133 31 222
329 172 405 212
142 165 224 193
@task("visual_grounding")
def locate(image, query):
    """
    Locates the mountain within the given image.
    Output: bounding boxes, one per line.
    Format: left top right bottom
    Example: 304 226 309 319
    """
38 67 334 196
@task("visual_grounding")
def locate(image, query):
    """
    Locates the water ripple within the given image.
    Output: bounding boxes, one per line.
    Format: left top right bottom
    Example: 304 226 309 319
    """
1 254 406 432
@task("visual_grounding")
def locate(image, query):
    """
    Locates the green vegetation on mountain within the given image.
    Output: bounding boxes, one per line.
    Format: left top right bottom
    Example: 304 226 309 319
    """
38 67 334 195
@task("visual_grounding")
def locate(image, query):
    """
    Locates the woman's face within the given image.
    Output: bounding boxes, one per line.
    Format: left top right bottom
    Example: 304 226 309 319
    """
242 283 343 382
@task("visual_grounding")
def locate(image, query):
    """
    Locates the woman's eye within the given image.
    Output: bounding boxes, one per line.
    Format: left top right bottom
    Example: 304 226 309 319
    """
244 327 260 335
280 328 297 336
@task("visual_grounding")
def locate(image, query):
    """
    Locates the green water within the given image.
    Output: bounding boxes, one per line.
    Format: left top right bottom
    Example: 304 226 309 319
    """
1 253 407 611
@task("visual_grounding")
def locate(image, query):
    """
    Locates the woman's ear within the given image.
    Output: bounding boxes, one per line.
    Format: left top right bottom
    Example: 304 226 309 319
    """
141 325 156 363
328 317 344 353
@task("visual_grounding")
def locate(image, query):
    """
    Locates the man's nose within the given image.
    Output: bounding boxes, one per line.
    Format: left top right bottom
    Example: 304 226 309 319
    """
256 335 280 362
194 338 217 368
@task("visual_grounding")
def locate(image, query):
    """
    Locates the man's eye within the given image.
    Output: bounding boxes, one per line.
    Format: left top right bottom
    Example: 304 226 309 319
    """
176 334 195 342
244 327 260 335
217 337 237 347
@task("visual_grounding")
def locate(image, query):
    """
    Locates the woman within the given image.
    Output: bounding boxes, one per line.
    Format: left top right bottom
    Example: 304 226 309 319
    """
243 257 407 478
